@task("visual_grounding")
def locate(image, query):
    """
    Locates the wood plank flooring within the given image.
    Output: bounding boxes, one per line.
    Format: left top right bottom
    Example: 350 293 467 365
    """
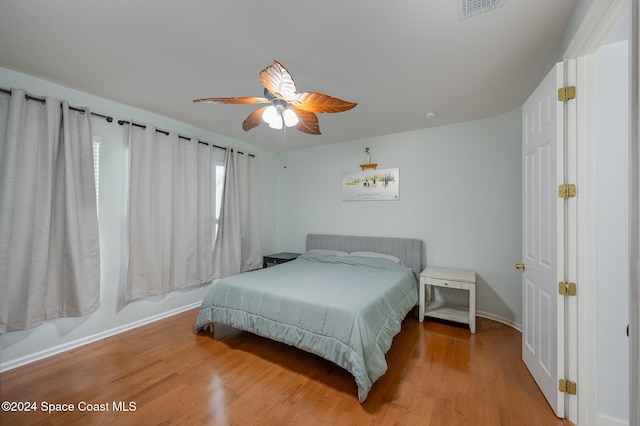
0 308 573 425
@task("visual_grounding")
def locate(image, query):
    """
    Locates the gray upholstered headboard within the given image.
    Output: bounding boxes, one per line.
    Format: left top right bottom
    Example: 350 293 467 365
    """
306 234 423 279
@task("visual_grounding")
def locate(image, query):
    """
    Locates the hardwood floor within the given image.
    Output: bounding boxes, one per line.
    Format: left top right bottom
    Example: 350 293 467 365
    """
0 308 572 425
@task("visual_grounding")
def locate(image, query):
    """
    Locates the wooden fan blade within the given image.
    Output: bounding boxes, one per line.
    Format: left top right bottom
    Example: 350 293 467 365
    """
193 97 269 104
290 107 321 135
242 106 269 131
259 60 297 101
292 92 357 113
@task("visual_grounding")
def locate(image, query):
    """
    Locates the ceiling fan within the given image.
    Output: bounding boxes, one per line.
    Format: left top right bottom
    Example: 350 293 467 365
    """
193 60 357 135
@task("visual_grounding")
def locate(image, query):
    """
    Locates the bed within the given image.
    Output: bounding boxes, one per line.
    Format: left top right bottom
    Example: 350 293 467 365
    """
194 234 423 402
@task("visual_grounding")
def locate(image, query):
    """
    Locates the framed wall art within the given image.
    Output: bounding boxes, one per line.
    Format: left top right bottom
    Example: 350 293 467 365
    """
341 167 399 201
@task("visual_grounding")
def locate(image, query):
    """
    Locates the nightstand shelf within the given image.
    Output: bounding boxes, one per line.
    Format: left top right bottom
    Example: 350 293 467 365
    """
263 252 300 268
419 267 476 333
424 301 471 323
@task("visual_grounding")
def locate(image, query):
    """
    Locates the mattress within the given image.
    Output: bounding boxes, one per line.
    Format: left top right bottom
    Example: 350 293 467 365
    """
194 252 418 402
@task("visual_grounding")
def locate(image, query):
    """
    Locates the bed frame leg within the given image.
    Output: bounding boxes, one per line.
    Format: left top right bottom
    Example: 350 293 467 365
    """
208 323 214 335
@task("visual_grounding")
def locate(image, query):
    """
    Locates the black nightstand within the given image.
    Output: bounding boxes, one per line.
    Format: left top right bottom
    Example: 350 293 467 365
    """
263 252 301 268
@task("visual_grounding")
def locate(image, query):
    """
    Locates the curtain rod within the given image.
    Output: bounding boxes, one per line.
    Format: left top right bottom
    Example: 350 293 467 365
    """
1 86 254 157
117 119 254 157
0 87 113 122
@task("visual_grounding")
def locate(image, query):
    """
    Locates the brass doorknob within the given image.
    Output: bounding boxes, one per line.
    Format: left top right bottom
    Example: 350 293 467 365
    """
515 263 526 271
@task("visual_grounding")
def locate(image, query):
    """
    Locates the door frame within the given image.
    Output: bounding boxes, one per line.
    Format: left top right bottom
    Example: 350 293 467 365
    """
562 1 632 424
631 2 639 425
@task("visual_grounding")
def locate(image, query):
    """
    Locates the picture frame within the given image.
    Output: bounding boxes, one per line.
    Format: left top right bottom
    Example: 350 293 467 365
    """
341 167 399 201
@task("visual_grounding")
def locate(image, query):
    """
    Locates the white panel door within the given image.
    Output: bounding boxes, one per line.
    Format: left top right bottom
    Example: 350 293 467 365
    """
521 63 564 417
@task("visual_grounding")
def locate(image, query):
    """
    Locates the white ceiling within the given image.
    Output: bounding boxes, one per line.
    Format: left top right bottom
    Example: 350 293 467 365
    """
0 1 578 152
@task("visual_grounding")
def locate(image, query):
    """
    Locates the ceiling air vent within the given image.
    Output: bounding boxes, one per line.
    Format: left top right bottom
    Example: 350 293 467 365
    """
458 0 504 20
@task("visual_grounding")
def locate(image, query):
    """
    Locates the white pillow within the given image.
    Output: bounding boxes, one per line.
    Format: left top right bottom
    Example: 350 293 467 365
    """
349 251 401 263
307 249 349 256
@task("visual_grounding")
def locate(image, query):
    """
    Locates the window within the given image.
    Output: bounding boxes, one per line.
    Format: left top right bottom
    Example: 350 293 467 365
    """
213 147 226 240
92 136 101 217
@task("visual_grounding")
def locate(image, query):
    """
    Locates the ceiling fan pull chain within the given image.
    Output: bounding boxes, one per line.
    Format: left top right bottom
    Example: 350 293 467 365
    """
280 125 287 169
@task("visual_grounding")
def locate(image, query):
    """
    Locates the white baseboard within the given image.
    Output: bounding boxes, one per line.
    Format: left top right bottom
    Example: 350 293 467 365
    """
597 413 629 426
0 301 202 373
476 310 522 332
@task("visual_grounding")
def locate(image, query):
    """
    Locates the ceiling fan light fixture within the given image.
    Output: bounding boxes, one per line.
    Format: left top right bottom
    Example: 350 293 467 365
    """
268 114 283 129
194 60 357 135
262 105 278 124
283 108 299 127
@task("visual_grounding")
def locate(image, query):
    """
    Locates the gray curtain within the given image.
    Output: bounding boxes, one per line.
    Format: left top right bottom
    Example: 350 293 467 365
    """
0 89 101 332
126 124 213 301
212 148 262 278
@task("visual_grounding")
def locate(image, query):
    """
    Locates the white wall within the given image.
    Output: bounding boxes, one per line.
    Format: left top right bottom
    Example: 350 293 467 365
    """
275 110 523 327
0 67 278 371
595 33 630 424
0 69 523 367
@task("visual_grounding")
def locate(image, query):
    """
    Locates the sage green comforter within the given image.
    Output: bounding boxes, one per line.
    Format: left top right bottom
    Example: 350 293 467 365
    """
194 252 418 402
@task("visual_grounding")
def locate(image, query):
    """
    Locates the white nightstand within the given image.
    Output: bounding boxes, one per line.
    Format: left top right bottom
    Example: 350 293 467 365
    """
419 267 476 333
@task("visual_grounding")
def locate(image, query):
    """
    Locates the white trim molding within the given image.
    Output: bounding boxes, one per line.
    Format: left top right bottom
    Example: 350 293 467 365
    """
563 1 631 425
564 0 629 60
629 1 639 425
0 302 202 373
476 311 521 332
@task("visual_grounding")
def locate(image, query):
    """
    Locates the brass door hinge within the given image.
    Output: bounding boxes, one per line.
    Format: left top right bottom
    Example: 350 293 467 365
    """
558 86 576 102
559 282 577 296
558 184 577 199
559 379 577 395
